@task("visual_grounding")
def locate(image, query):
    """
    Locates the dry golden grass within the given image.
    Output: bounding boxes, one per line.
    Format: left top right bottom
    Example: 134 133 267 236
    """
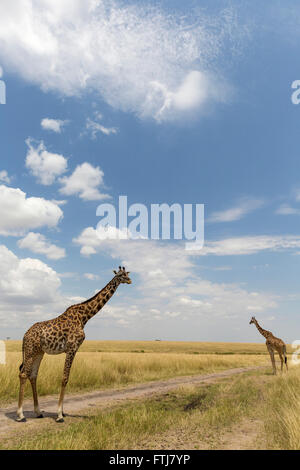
0 340 268 405
5 339 284 355
262 366 300 449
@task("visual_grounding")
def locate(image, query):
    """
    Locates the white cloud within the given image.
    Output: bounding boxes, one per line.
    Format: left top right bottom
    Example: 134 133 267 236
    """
41 118 69 133
0 245 76 327
18 232 66 260
73 226 278 325
58 272 77 279
0 185 63 236
86 117 117 139
294 188 300 202
177 279 277 317
150 70 228 121
25 138 68 185
0 1 246 120
59 162 110 201
51 199 68 206
0 229 283 332
75 226 132 256
0 170 11 184
202 235 300 256
74 227 300 264
0 245 60 302
84 273 100 281
208 198 264 223
73 226 192 276
275 204 300 215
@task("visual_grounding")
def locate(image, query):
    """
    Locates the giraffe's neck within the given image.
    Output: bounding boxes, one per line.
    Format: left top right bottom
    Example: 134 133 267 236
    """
254 319 271 339
77 277 121 326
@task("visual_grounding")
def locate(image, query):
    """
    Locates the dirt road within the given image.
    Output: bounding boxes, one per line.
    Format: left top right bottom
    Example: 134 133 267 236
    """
0 365 266 438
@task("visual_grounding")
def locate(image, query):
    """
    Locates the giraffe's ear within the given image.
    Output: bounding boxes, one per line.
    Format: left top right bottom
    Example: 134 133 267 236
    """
113 270 117 274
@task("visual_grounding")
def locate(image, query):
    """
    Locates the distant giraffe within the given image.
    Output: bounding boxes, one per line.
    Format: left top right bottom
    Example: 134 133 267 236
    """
17 267 131 423
249 316 288 375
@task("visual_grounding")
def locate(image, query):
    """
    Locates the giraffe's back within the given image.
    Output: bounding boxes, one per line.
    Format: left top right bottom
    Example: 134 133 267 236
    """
23 319 67 355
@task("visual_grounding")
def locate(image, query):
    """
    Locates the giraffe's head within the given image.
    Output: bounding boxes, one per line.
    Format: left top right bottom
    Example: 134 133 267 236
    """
249 316 256 325
113 266 132 284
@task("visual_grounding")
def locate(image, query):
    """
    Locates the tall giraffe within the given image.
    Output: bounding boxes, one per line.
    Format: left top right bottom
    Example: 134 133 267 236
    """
17 267 131 423
249 316 288 375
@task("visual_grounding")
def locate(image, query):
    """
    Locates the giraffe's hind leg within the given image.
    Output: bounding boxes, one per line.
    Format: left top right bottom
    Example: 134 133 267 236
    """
17 369 27 422
16 357 33 422
278 352 284 373
29 353 44 418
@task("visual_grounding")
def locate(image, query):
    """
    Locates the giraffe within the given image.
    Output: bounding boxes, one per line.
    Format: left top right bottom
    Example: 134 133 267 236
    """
249 316 288 375
16 267 131 423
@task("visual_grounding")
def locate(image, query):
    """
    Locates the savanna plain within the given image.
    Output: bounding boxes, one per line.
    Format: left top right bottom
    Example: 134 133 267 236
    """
0 340 299 450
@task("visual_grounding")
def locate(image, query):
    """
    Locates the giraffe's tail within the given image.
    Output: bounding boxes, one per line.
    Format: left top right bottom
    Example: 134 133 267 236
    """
19 338 25 372
283 345 287 364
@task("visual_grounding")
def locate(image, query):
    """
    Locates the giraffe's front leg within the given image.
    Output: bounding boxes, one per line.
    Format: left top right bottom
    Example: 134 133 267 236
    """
56 350 76 423
267 344 276 375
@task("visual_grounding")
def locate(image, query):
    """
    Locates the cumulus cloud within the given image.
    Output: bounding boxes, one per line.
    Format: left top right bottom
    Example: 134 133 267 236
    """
17 232 66 260
73 227 191 278
59 162 110 201
0 0 246 120
0 245 60 302
0 184 63 236
41 118 69 133
150 70 228 121
0 170 11 184
25 138 68 185
0 245 79 327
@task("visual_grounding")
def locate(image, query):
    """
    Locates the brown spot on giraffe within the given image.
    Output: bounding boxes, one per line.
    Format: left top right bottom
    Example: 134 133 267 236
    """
16 267 131 423
249 316 288 375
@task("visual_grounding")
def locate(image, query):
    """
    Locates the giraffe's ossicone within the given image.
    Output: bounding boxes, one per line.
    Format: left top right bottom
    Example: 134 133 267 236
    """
16 267 131 423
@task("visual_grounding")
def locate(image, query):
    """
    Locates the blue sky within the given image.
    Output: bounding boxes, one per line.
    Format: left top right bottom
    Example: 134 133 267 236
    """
1 0 300 343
